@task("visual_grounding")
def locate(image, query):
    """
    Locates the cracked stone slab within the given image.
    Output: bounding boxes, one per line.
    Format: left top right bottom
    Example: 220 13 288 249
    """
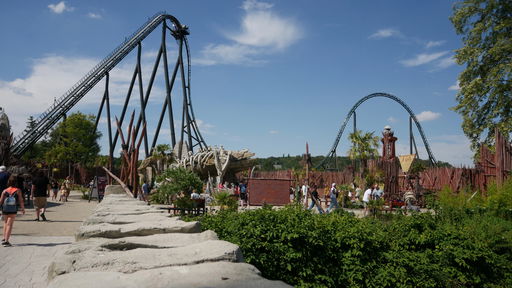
75 219 201 240
48 240 244 280
83 213 175 225
65 230 218 254
94 204 161 213
92 209 166 217
98 197 147 206
48 262 291 288
104 185 128 195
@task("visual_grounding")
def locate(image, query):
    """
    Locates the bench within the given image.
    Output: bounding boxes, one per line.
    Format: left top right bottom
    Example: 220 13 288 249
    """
164 198 207 215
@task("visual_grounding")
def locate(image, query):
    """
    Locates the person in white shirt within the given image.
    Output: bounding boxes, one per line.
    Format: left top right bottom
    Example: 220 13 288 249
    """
326 183 340 213
301 181 309 208
362 186 373 216
373 185 383 200
190 190 200 199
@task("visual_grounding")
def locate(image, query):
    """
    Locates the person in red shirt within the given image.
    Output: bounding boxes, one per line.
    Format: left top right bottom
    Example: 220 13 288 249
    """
1 175 25 246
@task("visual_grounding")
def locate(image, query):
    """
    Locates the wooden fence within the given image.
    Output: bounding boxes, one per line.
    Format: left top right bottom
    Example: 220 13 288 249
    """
249 129 511 200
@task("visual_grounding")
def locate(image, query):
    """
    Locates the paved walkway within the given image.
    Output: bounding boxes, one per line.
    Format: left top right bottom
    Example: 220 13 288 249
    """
0 191 98 288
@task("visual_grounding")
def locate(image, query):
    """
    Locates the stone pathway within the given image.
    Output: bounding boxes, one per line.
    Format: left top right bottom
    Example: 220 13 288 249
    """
46 186 290 288
0 236 73 288
0 190 97 288
1 187 290 287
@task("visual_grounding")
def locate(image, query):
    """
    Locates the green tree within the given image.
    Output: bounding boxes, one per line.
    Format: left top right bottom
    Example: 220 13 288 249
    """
152 167 202 204
151 144 172 173
21 116 48 162
347 130 380 173
45 112 101 167
24 116 36 133
450 0 512 151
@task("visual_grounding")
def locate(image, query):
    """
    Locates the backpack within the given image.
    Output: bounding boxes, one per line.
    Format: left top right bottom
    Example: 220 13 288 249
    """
2 187 18 213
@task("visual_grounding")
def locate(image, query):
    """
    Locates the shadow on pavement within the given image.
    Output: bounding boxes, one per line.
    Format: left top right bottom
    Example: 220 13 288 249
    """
15 242 72 247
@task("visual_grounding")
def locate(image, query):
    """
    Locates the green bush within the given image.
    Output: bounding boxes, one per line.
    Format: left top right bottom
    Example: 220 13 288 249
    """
487 179 512 219
150 167 202 204
78 186 90 200
212 190 238 211
199 204 512 287
434 178 512 221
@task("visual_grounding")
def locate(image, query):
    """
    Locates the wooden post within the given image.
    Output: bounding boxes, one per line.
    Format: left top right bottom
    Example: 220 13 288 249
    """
102 167 134 198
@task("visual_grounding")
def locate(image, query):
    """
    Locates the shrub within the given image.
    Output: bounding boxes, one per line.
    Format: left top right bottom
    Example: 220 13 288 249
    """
150 167 202 204
487 179 512 219
199 205 512 287
212 190 238 211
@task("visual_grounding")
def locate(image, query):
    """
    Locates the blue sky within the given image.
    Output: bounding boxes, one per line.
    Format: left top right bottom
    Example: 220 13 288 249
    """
0 0 473 166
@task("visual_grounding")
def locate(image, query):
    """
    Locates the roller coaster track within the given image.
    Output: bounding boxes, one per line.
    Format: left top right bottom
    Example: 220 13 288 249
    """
318 92 437 169
11 12 206 158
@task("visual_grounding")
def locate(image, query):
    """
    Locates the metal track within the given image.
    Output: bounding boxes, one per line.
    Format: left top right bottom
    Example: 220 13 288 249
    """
318 92 437 168
11 12 197 157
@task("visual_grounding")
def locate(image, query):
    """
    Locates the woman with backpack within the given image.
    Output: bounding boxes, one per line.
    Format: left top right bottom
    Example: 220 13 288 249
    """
1 175 25 247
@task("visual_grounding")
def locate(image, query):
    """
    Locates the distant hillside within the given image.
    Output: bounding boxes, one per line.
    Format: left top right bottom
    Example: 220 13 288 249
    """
254 155 452 171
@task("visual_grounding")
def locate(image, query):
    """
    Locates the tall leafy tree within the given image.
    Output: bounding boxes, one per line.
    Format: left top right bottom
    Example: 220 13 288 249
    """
45 112 101 167
450 0 512 151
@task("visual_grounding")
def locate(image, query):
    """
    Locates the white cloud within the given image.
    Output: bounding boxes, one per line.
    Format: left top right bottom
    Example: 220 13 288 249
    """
269 130 279 134
48 1 74 14
195 119 216 135
415 111 441 122
195 44 265 66
87 12 102 19
195 0 302 66
395 135 473 167
400 51 449 67
368 28 401 39
448 81 460 91
228 10 302 50
1 56 98 135
425 40 445 49
387 116 398 124
437 56 456 69
0 54 168 137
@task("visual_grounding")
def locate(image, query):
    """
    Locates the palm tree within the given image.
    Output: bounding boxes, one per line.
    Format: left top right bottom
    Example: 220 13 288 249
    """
152 144 172 173
347 130 380 175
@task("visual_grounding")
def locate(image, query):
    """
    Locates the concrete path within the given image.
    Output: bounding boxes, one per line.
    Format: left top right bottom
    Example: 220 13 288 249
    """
0 190 98 288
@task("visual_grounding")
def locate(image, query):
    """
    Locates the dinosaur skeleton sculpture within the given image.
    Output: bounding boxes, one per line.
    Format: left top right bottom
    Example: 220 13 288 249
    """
173 146 254 185
139 145 255 187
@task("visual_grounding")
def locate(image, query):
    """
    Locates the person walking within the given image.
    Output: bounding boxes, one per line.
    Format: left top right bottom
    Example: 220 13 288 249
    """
1 175 25 246
362 185 373 217
307 185 323 214
31 171 50 221
301 181 309 208
355 184 362 202
239 181 247 207
326 183 340 213
0 166 9 192
50 178 59 201
141 180 150 204
62 176 71 202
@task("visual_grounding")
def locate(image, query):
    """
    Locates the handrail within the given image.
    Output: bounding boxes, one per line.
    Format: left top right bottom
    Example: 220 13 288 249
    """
11 12 187 157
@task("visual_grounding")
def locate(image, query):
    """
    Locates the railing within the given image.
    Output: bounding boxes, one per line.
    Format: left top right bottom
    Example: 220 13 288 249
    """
11 12 184 157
